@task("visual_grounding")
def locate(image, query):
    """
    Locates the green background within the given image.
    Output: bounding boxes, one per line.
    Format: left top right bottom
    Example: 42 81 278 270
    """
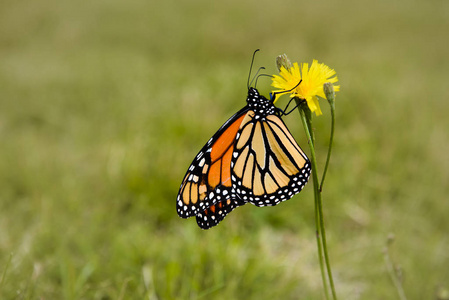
1 0 448 299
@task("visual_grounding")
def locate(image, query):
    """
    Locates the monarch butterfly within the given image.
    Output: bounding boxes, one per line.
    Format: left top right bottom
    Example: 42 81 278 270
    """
177 54 311 229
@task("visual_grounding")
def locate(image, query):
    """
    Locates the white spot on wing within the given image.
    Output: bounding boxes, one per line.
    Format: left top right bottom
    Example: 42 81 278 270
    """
199 157 206 167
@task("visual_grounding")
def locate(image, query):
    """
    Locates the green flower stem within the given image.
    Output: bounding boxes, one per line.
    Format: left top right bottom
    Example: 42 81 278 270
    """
320 98 335 192
296 99 337 300
296 99 329 300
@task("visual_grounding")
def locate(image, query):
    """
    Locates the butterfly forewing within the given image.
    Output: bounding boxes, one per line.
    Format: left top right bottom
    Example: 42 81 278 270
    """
176 108 249 219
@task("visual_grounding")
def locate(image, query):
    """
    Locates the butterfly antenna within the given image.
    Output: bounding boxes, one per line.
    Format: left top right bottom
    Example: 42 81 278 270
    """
249 67 265 88
247 49 260 89
254 73 272 88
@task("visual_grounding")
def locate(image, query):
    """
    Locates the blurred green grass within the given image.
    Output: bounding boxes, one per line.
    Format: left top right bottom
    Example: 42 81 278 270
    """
1 0 448 298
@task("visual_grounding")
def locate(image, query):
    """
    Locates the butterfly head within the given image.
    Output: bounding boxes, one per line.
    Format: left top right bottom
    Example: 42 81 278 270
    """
246 87 277 116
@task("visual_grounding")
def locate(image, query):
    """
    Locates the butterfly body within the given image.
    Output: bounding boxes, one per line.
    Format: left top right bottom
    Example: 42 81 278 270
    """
177 87 311 229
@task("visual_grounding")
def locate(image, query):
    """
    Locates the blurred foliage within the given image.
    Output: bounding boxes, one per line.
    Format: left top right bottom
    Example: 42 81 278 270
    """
0 0 448 298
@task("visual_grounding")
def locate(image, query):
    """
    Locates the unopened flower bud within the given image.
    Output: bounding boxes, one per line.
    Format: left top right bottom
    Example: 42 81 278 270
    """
323 82 336 108
276 54 293 72
323 82 335 101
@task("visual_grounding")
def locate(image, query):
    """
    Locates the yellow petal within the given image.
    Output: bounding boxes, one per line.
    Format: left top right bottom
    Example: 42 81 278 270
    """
309 96 322 116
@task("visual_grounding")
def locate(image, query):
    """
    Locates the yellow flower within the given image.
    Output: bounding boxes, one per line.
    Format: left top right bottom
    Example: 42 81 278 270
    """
272 60 340 116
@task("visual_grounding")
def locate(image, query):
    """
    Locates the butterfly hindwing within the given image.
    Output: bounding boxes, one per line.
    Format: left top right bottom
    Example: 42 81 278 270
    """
229 97 311 207
195 197 246 229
